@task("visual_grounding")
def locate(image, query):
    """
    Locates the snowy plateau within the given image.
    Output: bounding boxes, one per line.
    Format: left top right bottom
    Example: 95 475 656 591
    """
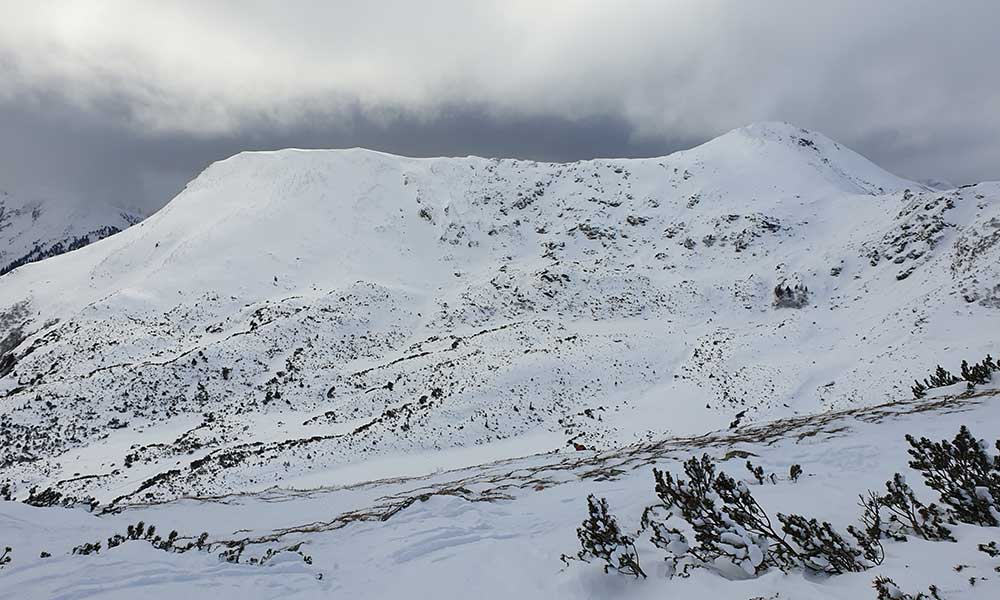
1 122 999 598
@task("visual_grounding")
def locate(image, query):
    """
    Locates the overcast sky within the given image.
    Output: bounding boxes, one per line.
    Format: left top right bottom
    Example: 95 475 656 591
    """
1 0 998 213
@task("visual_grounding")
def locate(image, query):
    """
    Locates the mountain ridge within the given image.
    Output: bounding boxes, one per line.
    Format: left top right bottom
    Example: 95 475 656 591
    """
0 122 997 508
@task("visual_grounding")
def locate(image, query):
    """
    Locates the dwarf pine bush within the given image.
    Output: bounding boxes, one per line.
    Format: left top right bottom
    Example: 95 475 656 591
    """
773 284 809 309
906 425 1000 527
72 521 209 557
566 494 646 578
911 354 997 398
778 514 868 574
872 576 942 600
857 474 954 542
961 355 998 387
652 455 773 575
567 425 999 585
745 460 776 484
651 455 869 576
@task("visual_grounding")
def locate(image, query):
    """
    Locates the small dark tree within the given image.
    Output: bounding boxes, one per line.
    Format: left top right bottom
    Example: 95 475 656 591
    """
746 460 765 485
961 355 997 387
911 355 998 396
927 366 960 388
72 541 101 555
774 284 809 308
789 464 803 483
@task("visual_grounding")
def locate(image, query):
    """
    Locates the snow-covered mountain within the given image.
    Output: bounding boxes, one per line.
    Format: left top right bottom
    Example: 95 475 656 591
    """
1 122 998 510
0 189 143 277
2 121 1000 599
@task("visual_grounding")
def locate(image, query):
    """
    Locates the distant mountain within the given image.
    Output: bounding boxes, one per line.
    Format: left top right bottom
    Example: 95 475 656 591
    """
918 177 956 190
0 122 997 507
0 190 143 276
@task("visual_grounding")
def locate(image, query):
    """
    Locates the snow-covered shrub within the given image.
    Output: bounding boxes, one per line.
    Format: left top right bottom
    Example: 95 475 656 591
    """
218 540 313 566
927 366 961 388
911 355 996 399
789 464 803 482
906 426 1000 527
72 522 209 557
872 576 942 600
777 514 869 574
911 366 960 399
640 507 695 578
106 521 182 551
855 475 953 546
566 494 646 578
22 486 100 510
651 455 870 576
745 460 776 485
877 474 953 542
0 546 10 569
978 540 999 557
246 543 313 567
773 284 809 308
961 355 998 387
567 426 999 583
71 541 101 556
652 455 776 576
846 507 886 567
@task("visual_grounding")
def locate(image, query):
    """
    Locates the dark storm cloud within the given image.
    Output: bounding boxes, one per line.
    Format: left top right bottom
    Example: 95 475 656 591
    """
0 95 698 213
0 0 998 212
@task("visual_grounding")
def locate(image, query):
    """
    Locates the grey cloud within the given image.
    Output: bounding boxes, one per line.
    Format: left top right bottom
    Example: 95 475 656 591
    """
0 0 998 212
0 95 698 213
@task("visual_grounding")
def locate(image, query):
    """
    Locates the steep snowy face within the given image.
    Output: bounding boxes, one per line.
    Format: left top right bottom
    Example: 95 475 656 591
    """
0 122 997 506
0 189 143 277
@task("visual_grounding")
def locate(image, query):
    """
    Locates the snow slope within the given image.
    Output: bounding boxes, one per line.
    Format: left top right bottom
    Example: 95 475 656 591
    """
0 122 998 508
0 189 143 277
2 387 999 599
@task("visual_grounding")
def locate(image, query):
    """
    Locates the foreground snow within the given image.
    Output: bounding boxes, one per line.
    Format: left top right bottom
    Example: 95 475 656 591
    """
2 389 999 598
